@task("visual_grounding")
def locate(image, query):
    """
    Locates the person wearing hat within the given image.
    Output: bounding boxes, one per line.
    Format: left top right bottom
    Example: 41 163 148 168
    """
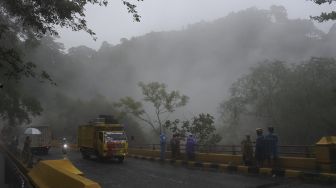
241 134 253 166
255 128 265 167
265 126 278 167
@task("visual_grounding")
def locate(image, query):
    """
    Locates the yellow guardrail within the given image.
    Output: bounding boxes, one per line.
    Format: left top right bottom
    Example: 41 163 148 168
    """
128 148 317 171
28 159 101 188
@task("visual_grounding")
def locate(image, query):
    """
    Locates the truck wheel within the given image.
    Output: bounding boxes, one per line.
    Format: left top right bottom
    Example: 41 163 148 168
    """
117 157 124 163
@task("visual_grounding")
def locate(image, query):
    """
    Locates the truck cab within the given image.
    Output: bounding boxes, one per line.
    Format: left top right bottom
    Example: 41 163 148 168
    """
78 115 128 162
97 131 128 161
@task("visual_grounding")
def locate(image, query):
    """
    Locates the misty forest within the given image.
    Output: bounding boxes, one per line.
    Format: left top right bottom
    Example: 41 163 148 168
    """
1 2 336 145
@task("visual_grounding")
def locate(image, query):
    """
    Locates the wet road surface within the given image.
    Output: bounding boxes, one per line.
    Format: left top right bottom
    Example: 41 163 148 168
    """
38 148 333 188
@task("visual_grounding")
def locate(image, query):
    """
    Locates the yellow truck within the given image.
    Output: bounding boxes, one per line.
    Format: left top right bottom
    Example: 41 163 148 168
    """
77 115 128 162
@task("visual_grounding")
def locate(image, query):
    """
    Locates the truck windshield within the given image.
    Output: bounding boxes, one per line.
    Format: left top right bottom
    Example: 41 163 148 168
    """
104 132 127 142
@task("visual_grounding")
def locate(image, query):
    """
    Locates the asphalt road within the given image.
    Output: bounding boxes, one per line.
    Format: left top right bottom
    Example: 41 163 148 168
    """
39 148 333 188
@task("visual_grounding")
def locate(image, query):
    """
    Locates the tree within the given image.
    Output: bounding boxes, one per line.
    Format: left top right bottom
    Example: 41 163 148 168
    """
0 0 142 83
220 58 336 144
164 113 222 145
0 81 42 136
310 0 336 22
115 82 189 135
0 0 142 132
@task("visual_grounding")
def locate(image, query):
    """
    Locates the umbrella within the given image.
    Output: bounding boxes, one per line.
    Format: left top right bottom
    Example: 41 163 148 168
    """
24 128 41 135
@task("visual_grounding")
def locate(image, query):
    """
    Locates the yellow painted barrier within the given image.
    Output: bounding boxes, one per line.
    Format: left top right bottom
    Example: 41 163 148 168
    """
285 169 302 178
259 168 272 175
129 148 317 171
279 157 316 171
28 160 101 188
41 159 84 176
196 153 242 165
237 165 248 173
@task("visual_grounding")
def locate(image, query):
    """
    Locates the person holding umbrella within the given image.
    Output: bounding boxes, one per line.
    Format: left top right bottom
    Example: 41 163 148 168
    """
22 127 41 167
22 136 31 164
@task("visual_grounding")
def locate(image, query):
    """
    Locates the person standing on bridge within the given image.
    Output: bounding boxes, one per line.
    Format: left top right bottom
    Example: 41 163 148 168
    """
160 133 167 161
22 136 32 164
170 134 178 160
241 134 253 166
255 128 265 167
186 134 196 160
265 127 278 167
10 136 19 155
175 134 181 158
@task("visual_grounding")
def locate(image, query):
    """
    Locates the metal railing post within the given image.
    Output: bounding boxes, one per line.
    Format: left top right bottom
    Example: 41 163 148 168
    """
232 145 236 155
305 146 310 158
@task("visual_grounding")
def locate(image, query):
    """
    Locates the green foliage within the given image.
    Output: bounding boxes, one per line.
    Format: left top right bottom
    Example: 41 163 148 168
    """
0 0 142 38
220 57 336 144
310 0 336 22
0 0 142 83
0 25 54 84
138 82 189 112
115 97 145 117
0 82 42 129
115 82 189 134
0 0 142 130
39 93 147 142
165 113 222 145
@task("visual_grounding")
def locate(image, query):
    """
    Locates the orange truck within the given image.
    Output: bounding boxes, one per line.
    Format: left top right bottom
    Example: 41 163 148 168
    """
77 115 128 162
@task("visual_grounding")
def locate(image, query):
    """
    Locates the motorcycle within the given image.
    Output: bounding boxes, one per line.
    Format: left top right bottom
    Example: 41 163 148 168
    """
61 138 68 154
62 143 68 154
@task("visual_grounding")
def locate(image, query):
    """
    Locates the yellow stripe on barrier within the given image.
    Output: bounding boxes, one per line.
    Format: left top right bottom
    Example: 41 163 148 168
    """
218 164 229 172
202 162 212 168
28 160 101 188
285 169 302 178
320 173 336 179
259 168 272 175
237 165 248 173
187 161 195 166
129 149 317 172
175 160 183 165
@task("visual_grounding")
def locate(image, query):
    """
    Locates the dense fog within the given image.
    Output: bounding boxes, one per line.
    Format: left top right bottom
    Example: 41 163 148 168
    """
2 5 336 144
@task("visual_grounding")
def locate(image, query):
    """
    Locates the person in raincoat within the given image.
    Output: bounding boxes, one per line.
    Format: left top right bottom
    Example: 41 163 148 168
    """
170 134 178 159
175 134 181 158
265 127 278 167
241 134 253 166
22 136 32 164
186 134 196 160
160 133 167 160
255 128 265 167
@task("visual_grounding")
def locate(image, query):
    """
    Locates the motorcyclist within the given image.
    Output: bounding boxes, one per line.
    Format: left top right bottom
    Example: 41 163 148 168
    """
61 137 68 154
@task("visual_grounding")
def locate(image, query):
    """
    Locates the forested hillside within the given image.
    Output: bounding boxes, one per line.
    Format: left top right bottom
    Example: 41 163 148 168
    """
6 6 336 143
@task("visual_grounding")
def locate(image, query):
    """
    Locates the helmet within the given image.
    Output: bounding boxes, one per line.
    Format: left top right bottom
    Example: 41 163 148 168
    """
256 128 263 133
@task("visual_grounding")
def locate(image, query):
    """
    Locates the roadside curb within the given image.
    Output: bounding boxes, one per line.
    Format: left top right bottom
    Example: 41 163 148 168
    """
128 154 336 183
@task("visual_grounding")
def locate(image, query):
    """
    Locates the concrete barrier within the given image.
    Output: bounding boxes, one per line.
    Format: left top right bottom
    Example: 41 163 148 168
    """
28 159 100 188
128 148 316 171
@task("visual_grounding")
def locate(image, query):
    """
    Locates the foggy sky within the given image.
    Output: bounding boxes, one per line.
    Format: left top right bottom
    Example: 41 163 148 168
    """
57 0 334 50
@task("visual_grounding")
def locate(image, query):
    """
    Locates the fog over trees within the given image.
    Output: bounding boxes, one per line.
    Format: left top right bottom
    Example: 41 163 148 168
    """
2 5 336 144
